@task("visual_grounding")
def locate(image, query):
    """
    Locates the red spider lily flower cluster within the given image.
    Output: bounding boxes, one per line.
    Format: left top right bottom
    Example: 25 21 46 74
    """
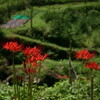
57 75 69 79
75 49 99 70
22 45 48 74
75 49 95 60
3 41 23 52
23 46 48 62
86 62 99 70
77 77 90 82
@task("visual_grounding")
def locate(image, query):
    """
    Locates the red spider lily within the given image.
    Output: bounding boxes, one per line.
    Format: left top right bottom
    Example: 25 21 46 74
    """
86 62 99 70
31 61 39 67
22 67 36 74
98 64 100 69
63 75 69 78
23 46 48 59
42 54 48 60
75 49 95 60
22 45 48 75
77 77 90 82
35 53 48 61
23 46 48 64
23 46 42 57
3 41 23 52
23 57 41 67
27 60 39 67
57 75 68 79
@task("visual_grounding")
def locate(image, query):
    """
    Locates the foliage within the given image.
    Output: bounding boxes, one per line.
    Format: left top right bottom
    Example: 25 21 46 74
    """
0 79 100 100
39 80 99 100
42 59 100 77
0 0 100 23
42 5 100 48
0 0 32 23
21 0 100 6
85 30 100 48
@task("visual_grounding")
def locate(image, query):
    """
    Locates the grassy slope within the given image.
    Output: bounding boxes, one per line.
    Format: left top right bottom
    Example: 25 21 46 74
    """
1 2 100 52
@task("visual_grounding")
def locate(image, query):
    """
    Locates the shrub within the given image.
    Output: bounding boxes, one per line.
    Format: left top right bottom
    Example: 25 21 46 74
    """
32 0 100 5
0 79 100 100
42 4 100 48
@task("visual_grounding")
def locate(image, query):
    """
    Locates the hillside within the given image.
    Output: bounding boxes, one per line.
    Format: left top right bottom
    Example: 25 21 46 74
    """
1 2 100 48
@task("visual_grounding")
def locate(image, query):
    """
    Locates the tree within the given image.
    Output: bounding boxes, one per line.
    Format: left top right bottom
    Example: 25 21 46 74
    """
30 6 33 29
7 0 11 19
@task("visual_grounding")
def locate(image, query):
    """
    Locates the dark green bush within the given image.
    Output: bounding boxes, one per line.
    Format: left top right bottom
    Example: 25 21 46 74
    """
32 0 100 5
0 0 31 22
42 4 100 48
0 0 99 22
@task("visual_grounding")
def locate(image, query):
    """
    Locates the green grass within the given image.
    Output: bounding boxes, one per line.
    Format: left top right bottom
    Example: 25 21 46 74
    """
4 33 72 51
8 57 100 77
2 32 99 53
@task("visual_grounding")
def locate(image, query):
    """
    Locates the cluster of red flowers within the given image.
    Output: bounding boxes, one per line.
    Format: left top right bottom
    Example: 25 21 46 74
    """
86 62 99 70
23 46 48 63
2 41 48 74
77 77 90 82
22 46 48 74
75 49 99 70
75 49 95 60
57 75 68 79
3 41 23 52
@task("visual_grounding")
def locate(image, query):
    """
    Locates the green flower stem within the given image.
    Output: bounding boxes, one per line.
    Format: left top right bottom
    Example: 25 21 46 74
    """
30 75 33 100
36 64 41 85
19 85 21 100
12 52 17 99
68 40 72 84
23 76 26 99
90 70 94 100
77 60 84 99
32 74 34 99
80 60 84 76
28 74 30 100
28 73 33 100
77 79 80 100
16 82 20 100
